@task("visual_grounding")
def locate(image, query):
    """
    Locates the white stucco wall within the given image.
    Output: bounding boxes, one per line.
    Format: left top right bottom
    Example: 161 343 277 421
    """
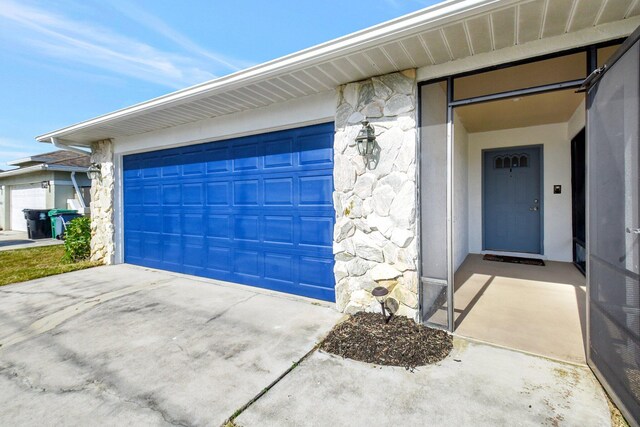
567 99 586 140
454 112 469 270
467 123 573 262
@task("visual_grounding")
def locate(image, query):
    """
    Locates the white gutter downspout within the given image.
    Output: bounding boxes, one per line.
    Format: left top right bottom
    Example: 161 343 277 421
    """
51 137 89 210
50 137 90 155
70 171 87 209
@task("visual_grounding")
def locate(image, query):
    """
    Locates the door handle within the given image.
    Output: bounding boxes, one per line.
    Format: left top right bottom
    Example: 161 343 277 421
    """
626 227 640 234
529 206 539 211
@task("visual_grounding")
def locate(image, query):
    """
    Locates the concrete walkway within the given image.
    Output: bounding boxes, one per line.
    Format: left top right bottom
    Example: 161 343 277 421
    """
454 254 587 364
0 265 612 426
0 230 63 251
236 339 611 427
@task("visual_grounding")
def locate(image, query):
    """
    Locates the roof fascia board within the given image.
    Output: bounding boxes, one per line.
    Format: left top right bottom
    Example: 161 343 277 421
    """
0 164 87 179
6 156 49 166
35 0 517 143
0 164 46 178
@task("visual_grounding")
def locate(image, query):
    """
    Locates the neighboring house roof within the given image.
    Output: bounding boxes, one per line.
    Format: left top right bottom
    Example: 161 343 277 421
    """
35 0 640 146
0 150 89 179
8 150 90 168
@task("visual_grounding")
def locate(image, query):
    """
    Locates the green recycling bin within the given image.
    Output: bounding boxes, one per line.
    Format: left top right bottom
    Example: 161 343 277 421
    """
48 209 79 239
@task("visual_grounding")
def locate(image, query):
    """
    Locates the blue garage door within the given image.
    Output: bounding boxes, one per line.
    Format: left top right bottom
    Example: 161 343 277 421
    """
123 122 335 301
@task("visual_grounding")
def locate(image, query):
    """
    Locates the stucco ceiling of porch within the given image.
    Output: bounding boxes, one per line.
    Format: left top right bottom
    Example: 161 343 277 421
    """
37 0 640 146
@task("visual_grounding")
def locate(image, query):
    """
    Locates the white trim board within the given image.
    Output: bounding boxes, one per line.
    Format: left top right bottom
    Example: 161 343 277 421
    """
113 91 336 156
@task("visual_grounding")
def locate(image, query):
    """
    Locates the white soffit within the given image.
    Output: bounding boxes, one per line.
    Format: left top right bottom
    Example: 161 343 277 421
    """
36 0 640 145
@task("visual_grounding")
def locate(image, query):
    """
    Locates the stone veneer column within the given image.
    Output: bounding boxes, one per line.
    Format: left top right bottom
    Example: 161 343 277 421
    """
90 139 115 264
333 70 419 320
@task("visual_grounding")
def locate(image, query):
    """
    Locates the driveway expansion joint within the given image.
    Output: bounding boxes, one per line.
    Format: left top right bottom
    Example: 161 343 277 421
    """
222 343 320 427
206 294 257 324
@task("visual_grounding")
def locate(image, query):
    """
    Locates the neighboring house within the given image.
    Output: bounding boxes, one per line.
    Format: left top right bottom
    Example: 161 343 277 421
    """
0 150 90 231
34 0 639 422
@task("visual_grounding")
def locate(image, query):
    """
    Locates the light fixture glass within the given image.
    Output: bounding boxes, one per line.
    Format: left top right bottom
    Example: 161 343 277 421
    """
372 286 392 323
371 286 389 303
87 163 101 180
355 120 376 158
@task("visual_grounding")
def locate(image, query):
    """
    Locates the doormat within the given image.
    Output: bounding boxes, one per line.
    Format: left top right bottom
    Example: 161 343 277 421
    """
483 254 545 266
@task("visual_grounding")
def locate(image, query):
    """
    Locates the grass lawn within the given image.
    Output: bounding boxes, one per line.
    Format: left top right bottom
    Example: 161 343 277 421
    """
0 245 98 287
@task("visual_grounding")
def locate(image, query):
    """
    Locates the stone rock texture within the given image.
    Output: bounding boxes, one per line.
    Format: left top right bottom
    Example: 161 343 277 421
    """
90 140 115 265
333 70 418 320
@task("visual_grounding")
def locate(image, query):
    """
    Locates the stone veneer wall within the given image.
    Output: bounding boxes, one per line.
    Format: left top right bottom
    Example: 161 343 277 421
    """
90 139 115 264
333 70 419 320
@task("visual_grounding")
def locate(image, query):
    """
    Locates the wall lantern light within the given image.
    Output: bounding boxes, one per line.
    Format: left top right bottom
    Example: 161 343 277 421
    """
87 163 102 180
355 120 376 158
40 181 50 189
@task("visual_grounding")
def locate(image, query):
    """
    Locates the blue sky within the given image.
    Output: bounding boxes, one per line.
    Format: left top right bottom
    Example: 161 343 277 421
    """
0 0 438 170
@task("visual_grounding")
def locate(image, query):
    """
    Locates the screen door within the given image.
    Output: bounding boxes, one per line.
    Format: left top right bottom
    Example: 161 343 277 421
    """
586 27 640 424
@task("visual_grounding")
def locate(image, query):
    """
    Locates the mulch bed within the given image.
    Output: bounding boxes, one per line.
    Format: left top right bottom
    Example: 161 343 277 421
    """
320 312 453 369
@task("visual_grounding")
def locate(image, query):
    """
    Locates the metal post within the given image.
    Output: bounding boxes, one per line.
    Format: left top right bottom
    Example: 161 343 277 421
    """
446 77 455 333
584 46 596 364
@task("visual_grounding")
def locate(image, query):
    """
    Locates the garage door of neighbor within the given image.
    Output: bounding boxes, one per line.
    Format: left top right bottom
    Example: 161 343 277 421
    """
10 184 47 231
123 122 336 301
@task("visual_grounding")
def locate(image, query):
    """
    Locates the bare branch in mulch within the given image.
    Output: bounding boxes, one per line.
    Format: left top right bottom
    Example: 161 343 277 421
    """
320 312 452 370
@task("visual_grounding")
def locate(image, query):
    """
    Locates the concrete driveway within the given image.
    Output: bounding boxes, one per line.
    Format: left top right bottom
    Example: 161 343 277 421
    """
0 265 614 427
0 265 342 426
0 230 63 251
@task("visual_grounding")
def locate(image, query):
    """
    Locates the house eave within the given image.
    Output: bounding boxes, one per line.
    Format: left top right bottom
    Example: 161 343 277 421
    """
34 0 640 146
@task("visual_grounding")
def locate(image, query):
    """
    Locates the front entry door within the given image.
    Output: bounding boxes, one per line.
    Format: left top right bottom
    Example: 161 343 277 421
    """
483 146 542 254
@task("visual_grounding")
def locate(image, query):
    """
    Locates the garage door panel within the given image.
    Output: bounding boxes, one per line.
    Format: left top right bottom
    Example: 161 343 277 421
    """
299 217 333 247
298 133 333 166
161 235 182 266
183 213 204 236
264 215 293 244
264 252 294 283
162 184 181 205
299 175 333 205
234 215 260 241
142 156 161 178
182 183 204 205
163 214 181 234
207 243 232 272
125 233 143 259
182 148 205 176
206 215 231 238
183 236 206 269
234 250 260 277
142 213 161 233
233 143 260 171
160 154 181 177
124 122 335 301
206 181 231 205
233 180 259 205
264 178 294 205
264 138 294 168
142 185 161 205
204 145 231 174
143 234 162 262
